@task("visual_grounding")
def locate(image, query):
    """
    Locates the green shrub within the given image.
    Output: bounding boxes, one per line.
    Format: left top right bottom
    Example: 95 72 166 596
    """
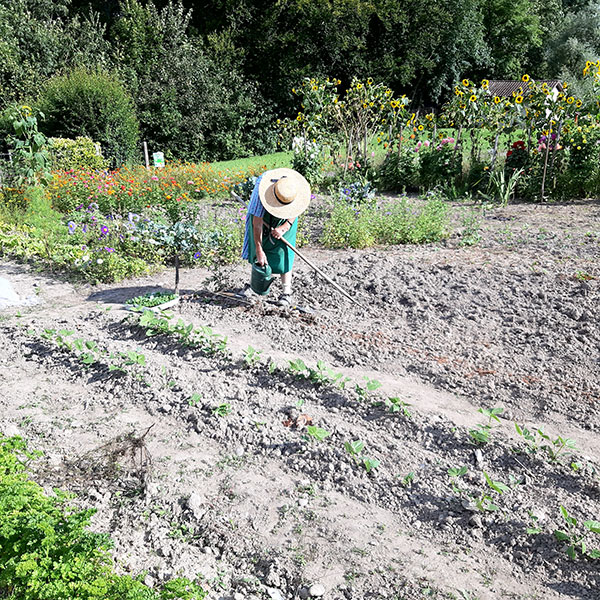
37 68 140 167
321 195 450 249
321 204 377 249
419 140 461 190
49 137 109 171
0 435 206 600
376 150 418 192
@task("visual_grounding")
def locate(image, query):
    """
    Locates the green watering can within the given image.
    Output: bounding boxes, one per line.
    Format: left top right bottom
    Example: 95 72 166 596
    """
250 262 273 295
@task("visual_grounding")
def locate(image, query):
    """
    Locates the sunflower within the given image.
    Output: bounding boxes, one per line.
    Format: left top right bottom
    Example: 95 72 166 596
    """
522 74 530 82
494 96 501 104
462 78 470 87
481 79 489 89
515 96 523 104
567 96 574 104
418 124 424 131
576 99 582 108
470 95 477 102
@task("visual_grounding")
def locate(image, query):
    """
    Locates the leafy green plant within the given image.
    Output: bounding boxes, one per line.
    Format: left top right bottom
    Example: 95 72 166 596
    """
554 505 600 560
5 105 50 187
377 396 411 418
126 291 178 309
468 407 503 445
0 435 206 600
344 440 380 473
399 471 415 488
188 393 202 407
288 358 308 378
137 311 228 357
304 426 330 443
514 424 578 462
213 403 232 417
355 377 382 401
49 136 108 171
307 360 350 388
37 67 140 167
448 465 469 495
243 345 263 368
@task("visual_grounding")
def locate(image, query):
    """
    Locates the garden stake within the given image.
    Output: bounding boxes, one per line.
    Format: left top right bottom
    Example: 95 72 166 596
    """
231 191 362 307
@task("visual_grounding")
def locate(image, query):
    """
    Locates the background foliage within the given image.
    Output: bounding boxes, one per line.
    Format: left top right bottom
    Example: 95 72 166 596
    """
1 0 599 165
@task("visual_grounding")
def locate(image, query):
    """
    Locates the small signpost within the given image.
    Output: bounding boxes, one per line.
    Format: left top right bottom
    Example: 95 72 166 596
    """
152 151 165 168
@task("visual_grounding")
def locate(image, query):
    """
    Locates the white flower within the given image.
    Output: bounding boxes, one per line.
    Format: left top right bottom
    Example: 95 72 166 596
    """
96 258 104 265
82 254 90 262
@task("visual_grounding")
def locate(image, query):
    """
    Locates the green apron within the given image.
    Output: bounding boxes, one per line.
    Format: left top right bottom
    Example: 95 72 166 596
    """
247 211 298 274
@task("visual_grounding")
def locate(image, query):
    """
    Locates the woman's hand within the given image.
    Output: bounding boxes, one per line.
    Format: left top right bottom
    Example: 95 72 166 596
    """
256 247 268 266
271 224 289 240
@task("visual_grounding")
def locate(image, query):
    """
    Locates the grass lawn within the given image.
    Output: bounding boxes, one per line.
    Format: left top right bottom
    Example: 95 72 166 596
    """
211 150 293 173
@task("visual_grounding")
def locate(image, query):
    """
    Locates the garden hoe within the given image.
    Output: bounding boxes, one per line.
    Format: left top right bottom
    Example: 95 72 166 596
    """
231 191 361 307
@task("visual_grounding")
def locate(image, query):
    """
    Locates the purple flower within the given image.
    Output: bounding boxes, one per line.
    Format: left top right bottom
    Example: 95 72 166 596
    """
88 202 99 212
104 247 115 253
67 221 77 234
193 251 202 259
100 225 109 236
128 212 140 223
82 224 87 233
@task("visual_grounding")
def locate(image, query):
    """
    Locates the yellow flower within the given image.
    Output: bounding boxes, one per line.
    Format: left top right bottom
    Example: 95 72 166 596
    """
462 79 470 87
577 146 581 150
367 77 373 85
470 95 477 102
586 60 592 68
494 96 501 104
418 124 424 131
481 79 489 88
356 83 363 90
515 95 523 104
576 100 582 108
567 97 574 104
296 115 302 121
522 74 530 82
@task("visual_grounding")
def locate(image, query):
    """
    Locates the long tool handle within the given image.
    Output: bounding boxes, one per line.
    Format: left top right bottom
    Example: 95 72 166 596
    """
278 236 360 306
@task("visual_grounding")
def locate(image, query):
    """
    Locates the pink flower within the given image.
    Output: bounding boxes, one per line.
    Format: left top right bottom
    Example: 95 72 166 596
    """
151 175 159 181
187 180 194 185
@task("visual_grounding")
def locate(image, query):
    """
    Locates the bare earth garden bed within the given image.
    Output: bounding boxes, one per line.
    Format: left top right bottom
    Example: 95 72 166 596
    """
1 198 599 600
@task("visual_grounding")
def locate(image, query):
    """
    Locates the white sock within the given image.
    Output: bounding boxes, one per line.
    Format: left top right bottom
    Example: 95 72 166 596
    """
281 271 292 295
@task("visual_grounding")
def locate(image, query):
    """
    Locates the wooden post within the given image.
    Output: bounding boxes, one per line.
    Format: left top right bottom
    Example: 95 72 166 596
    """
143 141 150 169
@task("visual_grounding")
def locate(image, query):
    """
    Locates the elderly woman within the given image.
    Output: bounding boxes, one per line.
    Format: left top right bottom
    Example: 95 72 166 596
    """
241 168 311 306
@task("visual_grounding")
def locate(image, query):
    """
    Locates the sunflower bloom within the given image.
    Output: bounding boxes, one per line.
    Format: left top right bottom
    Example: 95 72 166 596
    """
515 96 523 104
462 79 470 87
522 74 530 82
494 96 501 104
470 95 477 102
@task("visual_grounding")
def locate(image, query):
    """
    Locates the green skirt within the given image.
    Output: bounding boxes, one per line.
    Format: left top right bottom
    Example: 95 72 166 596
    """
247 213 298 274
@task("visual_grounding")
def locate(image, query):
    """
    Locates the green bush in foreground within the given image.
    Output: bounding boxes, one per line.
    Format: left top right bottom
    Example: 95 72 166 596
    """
321 195 450 249
0 435 206 600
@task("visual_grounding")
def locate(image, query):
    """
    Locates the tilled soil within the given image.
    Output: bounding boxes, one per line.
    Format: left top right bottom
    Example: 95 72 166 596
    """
1 198 599 600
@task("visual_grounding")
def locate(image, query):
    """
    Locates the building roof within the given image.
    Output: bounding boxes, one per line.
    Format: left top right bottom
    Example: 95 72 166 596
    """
488 80 563 97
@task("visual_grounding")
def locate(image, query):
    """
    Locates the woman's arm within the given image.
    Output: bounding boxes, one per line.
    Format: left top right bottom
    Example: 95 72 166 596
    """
252 215 268 266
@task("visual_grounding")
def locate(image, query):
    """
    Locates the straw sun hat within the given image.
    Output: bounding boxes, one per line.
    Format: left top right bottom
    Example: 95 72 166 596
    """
258 168 311 220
